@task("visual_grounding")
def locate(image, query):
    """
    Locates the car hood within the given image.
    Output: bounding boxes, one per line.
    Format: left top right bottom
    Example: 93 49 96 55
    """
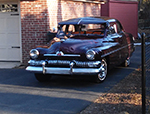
48 38 103 54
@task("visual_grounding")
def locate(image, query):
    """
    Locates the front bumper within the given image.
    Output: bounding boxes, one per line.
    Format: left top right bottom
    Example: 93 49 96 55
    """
26 60 102 75
26 66 101 75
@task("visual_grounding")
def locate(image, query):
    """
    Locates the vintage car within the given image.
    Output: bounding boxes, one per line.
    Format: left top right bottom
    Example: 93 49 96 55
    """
26 17 135 82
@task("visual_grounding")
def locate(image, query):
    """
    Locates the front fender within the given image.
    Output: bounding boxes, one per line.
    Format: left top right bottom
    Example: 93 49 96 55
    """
92 42 119 59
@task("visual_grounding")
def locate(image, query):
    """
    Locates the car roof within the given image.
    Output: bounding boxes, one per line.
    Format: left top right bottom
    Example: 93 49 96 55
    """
58 17 116 25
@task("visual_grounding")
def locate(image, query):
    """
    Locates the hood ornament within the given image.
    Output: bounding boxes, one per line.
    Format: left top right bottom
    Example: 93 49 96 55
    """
56 51 64 56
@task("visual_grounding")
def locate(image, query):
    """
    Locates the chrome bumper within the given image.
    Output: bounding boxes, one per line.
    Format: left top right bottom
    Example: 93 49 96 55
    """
26 66 101 75
26 60 102 75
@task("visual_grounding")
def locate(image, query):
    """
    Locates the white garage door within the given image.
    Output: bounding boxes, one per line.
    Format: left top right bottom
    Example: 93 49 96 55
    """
0 3 21 61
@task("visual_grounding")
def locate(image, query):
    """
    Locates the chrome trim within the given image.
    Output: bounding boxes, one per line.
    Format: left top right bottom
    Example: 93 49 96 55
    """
107 19 116 23
56 51 64 56
101 44 131 58
42 61 46 74
70 62 75 74
44 54 80 57
28 60 45 66
126 58 130 66
28 60 101 68
26 66 100 75
26 66 43 72
77 18 83 24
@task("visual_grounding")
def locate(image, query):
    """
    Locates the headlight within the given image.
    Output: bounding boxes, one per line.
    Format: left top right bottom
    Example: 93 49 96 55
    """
86 49 96 60
30 49 39 59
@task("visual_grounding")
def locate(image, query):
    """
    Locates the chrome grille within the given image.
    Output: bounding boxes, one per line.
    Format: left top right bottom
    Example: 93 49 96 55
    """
28 60 101 68
48 60 70 66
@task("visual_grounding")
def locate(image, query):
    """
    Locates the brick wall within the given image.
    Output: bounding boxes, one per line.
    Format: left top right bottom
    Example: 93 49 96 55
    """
21 0 101 64
20 0 49 63
47 0 101 30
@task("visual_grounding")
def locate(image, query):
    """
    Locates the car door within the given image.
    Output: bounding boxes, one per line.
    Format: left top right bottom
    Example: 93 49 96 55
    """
116 22 128 63
106 23 122 67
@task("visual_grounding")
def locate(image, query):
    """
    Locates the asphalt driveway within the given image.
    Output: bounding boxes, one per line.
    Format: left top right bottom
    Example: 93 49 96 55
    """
0 46 141 114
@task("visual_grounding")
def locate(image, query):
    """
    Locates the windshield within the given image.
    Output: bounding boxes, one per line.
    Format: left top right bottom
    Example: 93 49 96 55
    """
57 24 106 38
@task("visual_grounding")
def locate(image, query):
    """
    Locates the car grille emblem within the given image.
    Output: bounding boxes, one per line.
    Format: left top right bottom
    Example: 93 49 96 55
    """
56 51 64 56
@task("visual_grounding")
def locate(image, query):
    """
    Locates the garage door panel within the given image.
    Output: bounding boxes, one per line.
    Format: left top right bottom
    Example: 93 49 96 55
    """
0 18 6 30
0 48 20 61
0 34 7 44
7 48 20 61
7 33 20 46
7 17 19 31
0 48 7 60
0 2 20 61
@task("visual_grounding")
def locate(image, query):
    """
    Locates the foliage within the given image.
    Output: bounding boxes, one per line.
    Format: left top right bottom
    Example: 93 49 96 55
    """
142 0 150 4
138 0 150 28
138 0 150 4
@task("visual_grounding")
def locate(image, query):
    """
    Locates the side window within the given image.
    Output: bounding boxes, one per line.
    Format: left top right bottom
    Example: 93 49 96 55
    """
68 25 75 32
60 25 75 34
67 25 75 35
110 26 116 34
116 22 122 33
107 23 117 36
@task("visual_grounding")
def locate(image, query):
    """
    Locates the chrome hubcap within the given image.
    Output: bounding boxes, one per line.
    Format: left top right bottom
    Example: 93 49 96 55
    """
98 59 107 81
126 58 130 66
125 58 130 67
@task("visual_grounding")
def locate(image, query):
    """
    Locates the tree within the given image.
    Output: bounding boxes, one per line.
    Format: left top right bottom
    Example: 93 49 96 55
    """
138 0 150 28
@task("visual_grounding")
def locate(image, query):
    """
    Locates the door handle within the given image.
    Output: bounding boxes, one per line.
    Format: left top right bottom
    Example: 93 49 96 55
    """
12 46 20 48
11 14 19 16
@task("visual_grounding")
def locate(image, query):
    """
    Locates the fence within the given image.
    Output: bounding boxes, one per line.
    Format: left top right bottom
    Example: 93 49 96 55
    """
145 34 150 113
141 33 150 114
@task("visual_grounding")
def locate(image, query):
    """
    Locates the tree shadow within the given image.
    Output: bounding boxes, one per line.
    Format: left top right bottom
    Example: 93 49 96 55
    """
0 92 91 114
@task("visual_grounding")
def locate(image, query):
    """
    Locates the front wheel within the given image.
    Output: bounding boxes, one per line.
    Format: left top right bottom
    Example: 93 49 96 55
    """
35 73 52 82
95 58 107 83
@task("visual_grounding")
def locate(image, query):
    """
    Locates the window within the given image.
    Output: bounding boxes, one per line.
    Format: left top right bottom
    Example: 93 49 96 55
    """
107 23 117 36
68 25 75 32
116 23 122 33
58 24 105 38
0 4 18 13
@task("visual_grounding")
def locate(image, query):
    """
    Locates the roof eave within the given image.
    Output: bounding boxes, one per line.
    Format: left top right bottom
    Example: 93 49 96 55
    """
64 0 107 4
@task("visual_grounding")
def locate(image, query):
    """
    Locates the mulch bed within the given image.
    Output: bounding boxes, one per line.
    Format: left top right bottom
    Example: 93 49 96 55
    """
79 69 149 114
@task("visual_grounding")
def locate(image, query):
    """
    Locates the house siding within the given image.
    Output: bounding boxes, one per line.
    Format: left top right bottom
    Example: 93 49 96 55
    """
101 0 138 39
20 0 101 64
109 1 138 38
101 1 109 16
